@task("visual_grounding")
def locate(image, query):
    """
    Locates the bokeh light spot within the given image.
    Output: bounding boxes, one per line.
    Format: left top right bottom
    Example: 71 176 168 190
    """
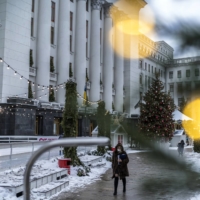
182 99 200 140
109 2 155 59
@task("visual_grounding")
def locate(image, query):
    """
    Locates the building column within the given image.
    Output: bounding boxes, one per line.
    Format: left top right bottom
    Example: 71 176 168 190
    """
36 0 51 102
57 0 70 104
103 3 113 111
123 2 146 115
74 0 87 105
89 0 102 102
114 10 124 112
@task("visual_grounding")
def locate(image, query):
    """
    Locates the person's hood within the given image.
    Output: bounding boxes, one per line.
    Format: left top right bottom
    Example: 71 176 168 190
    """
115 143 124 152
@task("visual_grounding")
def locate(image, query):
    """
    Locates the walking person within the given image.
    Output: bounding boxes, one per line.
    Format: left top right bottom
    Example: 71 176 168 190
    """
177 140 185 156
112 143 129 196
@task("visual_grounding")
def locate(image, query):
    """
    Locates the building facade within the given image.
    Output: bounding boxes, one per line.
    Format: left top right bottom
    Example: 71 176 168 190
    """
0 0 198 136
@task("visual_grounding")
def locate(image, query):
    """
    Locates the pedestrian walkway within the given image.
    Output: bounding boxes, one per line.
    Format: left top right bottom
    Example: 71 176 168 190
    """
53 152 199 200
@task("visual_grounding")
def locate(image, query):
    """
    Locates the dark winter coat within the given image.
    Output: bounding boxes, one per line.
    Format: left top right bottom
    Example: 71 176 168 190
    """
178 140 185 149
112 144 129 179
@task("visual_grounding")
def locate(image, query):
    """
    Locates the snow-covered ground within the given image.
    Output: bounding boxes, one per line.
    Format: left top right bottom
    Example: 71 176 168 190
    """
1 149 200 200
0 154 112 200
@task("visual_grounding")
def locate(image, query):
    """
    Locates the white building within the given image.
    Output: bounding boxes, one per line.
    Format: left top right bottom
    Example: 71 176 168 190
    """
0 0 199 135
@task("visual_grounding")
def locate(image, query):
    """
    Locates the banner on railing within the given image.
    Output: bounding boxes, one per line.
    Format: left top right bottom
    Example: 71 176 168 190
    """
37 136 59 142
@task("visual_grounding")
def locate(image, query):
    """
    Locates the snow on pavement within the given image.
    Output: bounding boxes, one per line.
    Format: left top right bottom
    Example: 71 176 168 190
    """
1 149 200 199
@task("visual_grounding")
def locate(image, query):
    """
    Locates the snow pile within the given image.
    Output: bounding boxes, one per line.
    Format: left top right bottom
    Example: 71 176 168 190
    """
0 156 111 200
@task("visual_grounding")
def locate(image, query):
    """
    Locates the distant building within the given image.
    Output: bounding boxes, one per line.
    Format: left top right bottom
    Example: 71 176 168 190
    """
0 0 198 135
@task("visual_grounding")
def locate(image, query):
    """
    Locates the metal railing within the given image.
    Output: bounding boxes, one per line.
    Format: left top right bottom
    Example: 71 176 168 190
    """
0 140 98 170
0 141 54 169
0 135 59 143
23 137 110 200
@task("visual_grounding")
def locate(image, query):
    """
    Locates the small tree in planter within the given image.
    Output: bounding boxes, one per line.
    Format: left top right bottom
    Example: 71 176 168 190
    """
69 64 73 78
61 80 82 166
28 82 33 99
50 57 55 73
30 50 34 67
100 75 103 85
49 88 55 102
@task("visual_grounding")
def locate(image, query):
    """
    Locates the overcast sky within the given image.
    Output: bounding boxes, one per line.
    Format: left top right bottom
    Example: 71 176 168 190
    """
140 0 200 58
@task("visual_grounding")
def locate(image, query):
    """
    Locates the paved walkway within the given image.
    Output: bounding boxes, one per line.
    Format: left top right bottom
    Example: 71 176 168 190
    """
54 152 200 200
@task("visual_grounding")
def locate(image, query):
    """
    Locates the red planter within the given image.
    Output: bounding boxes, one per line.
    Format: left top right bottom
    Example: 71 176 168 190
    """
58 158 71 175
111 147 115 152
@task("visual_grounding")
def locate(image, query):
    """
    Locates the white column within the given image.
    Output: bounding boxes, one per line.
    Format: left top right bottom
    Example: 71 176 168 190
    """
125 17 140 115
89 0 102 102
75 0 87 105
103 3 113 111
57 0 70 104
36 0 51 101
114 10 124 112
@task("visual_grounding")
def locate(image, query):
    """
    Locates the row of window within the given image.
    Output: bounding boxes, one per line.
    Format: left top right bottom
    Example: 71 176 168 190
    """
169 69 200 79
169 82 199 92
139 46 167 62
31 0 102 21
31 11 102 56
139 61 163 77
30 50 73 75
139 36 171 57
139 74 155 86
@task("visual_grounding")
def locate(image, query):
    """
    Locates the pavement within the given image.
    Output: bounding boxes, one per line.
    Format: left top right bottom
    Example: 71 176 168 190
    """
53 152 200 200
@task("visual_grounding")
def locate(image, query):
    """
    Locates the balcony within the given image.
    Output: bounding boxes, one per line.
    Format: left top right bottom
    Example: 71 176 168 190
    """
51 102 60 110
50 72 57 82
112 88 115 95
78 106 97 114
100 84 103 93
40 103 52 109
29 67 36 77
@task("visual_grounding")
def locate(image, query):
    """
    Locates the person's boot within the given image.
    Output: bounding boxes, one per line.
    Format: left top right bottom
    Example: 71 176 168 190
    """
122 178 126 193
113 177 118 195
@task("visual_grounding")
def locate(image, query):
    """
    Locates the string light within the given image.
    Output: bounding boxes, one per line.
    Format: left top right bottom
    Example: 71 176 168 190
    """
1 57 101 106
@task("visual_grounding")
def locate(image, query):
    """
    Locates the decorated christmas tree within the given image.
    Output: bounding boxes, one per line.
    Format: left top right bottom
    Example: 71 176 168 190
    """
61 80 82 166
96 101 111 153
138 73 175 140
96 101 107 155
